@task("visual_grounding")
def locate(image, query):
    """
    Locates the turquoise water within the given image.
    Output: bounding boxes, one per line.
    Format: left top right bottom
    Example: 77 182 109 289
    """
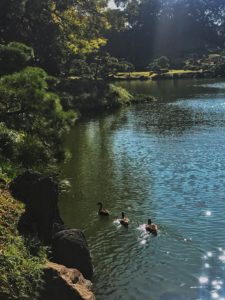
60 79 225 300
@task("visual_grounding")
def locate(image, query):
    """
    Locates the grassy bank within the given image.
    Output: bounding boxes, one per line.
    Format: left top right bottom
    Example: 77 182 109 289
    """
59 79 144 114
0 189 47 300
113 69 204 80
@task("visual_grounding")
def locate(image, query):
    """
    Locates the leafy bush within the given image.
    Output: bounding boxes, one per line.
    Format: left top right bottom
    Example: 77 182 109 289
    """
0 43 34 76
0 66 76 173
108 84 133 106
59 79 133 112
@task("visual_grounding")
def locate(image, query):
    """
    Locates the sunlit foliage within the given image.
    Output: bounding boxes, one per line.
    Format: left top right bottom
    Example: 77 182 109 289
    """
0 0 111 74
0 43 75 176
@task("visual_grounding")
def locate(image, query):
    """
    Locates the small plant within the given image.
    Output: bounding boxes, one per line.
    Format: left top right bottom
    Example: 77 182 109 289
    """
108 84 133 106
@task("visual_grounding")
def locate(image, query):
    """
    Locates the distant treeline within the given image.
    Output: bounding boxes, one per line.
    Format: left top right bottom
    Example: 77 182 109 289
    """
1 0 225 75
107 0 225 69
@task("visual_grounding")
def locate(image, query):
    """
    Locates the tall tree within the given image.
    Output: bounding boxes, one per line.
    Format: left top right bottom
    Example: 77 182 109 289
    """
0 0 110 74
106 0 225 69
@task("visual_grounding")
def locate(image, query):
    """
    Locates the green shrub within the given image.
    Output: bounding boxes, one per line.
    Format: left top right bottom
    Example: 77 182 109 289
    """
0 234 46 300
0 43 34 76
59 79 133 112
108 84 133 106
0 66 75 174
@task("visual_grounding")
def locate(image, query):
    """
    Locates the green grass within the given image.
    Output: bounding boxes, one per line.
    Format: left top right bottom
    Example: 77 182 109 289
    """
117 71 151 76
116 71 154 78
115 69 201 79
167 69 199 74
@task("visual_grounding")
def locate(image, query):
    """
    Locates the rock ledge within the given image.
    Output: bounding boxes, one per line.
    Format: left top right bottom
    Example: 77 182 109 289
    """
42 262 95 300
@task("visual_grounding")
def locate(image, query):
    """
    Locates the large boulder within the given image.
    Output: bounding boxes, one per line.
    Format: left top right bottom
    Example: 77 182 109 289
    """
9 170 63 243
52 229 93 279
41 262 95 300
10 171 94 280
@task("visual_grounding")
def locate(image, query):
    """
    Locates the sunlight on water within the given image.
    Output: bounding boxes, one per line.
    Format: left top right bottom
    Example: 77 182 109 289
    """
200 83 225 89
140 239 147 245
211 291 220 299
137 224 150 245
207 252 213 258
113 219 121 227
212 280 223 290
218 254 225 262
199 276 209 284
60 79 225 300
198 247 225 300
205 210 212 217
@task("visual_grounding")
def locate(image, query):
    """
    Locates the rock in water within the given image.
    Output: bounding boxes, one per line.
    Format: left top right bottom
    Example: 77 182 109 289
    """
42 262 95 300
52 229 93 279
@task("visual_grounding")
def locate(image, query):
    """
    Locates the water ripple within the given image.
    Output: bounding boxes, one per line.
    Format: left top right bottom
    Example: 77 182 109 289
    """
60 79 225 300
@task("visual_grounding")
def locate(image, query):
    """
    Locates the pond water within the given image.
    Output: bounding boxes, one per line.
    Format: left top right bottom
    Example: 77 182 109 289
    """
59 79 225 300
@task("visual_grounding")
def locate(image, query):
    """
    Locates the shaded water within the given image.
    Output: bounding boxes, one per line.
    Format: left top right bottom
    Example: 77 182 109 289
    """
60 79 225 300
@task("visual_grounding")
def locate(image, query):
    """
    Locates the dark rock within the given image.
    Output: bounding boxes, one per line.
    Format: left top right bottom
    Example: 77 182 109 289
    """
10 171 94 280
52 222 70 236
17 211 38 237
9 170 63 243
52 229 93 279
41 262 95 300
0 178 7 188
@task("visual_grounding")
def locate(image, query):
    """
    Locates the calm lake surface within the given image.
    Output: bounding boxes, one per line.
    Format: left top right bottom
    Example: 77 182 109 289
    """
60 79 225 300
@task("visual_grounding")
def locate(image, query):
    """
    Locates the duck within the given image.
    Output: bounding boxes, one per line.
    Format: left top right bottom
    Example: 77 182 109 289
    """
145 219 158 235
119 212 129 226
97 202 110 216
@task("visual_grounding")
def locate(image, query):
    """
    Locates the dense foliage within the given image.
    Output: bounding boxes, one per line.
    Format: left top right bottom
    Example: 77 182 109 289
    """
0 43 75 179
59 79 133 112
0 0 110 75
1 0 225 72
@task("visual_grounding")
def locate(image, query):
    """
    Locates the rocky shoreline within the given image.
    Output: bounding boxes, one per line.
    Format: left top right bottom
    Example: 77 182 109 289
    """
8 170 95 300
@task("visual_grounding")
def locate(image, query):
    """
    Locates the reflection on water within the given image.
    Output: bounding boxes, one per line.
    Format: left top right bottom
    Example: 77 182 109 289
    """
60 79 225 300
116 79 225 102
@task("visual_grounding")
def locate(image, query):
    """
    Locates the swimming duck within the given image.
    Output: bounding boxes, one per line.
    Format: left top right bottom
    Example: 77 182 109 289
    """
97 202 110 216
145 219 158 235
119 212 129 226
